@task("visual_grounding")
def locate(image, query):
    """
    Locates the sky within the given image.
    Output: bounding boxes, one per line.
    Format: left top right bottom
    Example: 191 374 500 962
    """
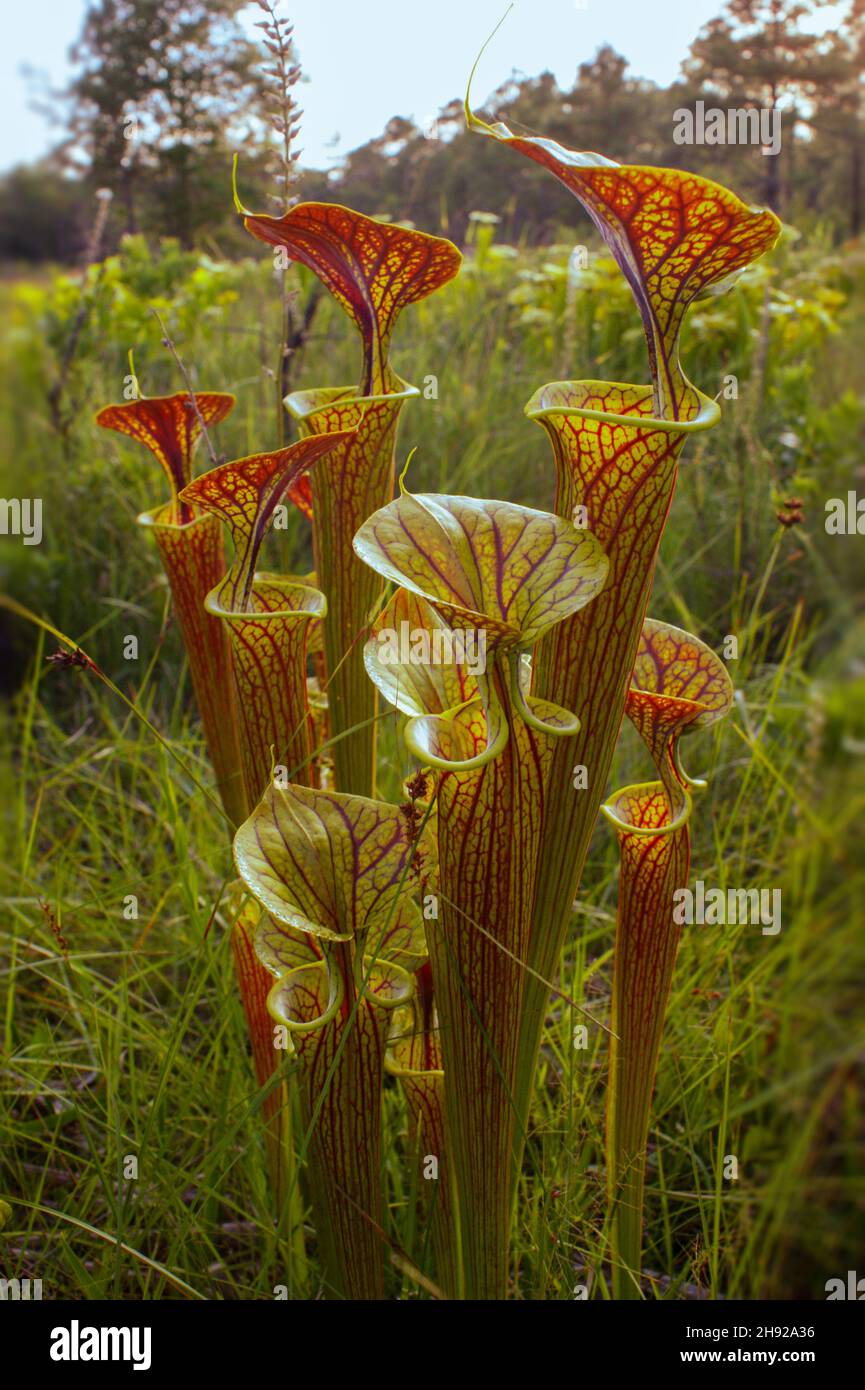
0 0 847 173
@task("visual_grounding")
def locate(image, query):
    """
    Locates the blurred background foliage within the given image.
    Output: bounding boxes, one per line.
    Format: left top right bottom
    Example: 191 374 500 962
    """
2 0 865 259
2 209 862 696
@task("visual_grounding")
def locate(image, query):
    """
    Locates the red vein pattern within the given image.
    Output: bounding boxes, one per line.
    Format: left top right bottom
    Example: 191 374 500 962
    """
242 203 459 799
227 894 305 1253
287 382 418 797
354 489 610 649
471 121 780 418
180 435 351 612
243 203 461 396
387 962 456 1297
626 617 733 801
203 569 325 1134
97 392 298 1194
604 619 732 1296
462 143 776 1174
513 383 717 1138
222 581 319 1154
97 390 244 824
286 471 313 521
137 503 246 827
354 491 608 1297
207 577 325 807
179 446 352 1167
426 684 555 1298
364 589 477 720
237 783 424 954
96 392 235 522
210 576 325 1157
605 786 690 1298
234 782 423 1299
275 953 392 1300
179 440 353 806
98 393 305 1210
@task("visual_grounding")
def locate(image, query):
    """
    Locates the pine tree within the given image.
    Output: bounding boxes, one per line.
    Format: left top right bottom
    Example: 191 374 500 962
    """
684 0 840 212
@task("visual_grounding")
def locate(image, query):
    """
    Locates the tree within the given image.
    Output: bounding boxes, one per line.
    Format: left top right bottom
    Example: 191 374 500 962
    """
684 0 842 213
0 164 89 263
60 0 268 245
807 1 865 234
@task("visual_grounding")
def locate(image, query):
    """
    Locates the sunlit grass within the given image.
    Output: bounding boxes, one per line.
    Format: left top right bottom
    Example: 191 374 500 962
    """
1 229 863 1298
1 586 862 1298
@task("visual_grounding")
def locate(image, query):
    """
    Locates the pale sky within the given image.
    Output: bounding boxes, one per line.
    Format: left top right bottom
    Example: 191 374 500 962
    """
0 0 847 173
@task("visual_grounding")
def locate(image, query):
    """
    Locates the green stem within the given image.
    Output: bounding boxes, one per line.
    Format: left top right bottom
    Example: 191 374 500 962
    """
606 816 691 1298
286 381 418 797
513 384 716 1156
292 942 389 1299
428 661 547 1298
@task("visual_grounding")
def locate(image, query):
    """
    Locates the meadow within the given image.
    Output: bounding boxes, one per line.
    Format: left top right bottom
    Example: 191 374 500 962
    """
1 210 864 1299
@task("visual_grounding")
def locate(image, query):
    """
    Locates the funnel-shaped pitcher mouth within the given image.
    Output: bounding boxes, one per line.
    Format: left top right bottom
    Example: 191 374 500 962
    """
284 374 421 422
136 501 217 533
204 574 326 626
525 380 720 435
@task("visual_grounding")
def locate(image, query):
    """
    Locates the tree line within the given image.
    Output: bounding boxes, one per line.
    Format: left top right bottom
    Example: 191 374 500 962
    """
2 0 862 263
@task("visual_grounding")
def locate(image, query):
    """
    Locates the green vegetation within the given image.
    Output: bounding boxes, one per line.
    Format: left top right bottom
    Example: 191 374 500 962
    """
1 198 863 1295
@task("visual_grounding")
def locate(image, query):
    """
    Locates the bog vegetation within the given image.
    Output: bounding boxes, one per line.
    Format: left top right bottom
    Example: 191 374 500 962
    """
1 0 864 1301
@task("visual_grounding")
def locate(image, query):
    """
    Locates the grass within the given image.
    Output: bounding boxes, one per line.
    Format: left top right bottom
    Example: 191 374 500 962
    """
1 221 864 1299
